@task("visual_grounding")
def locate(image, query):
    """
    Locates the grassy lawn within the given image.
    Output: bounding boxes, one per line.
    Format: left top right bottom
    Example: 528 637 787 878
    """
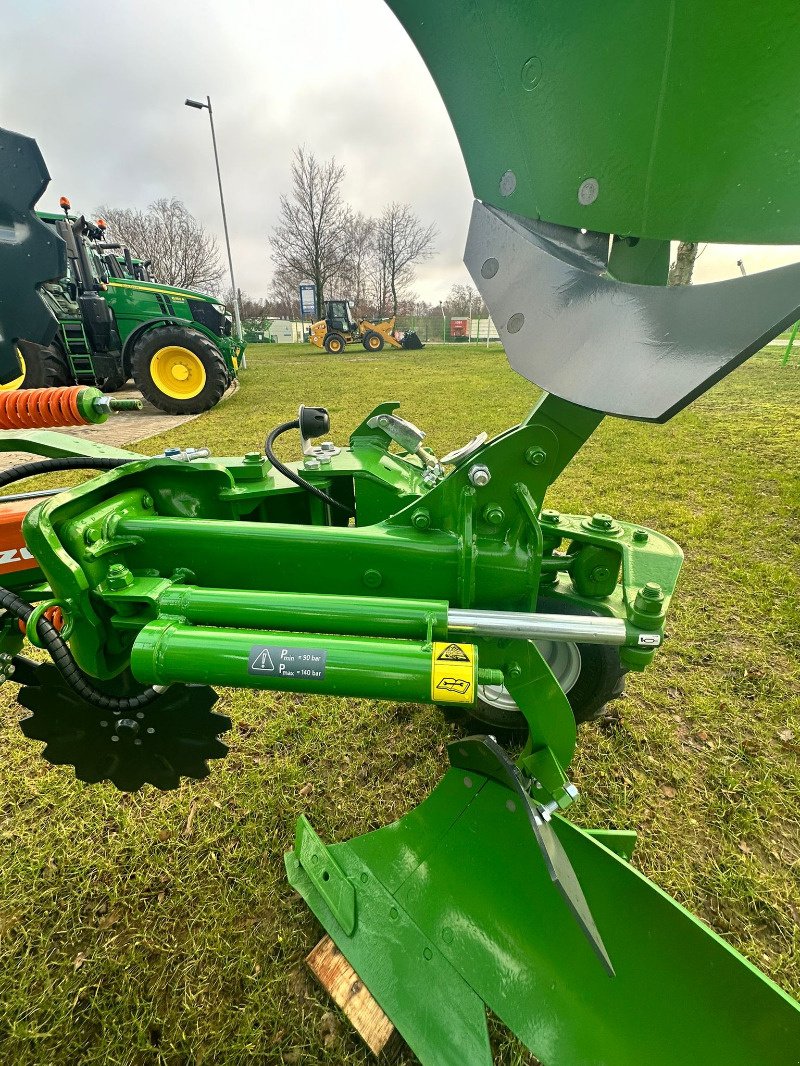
0 342 798 1064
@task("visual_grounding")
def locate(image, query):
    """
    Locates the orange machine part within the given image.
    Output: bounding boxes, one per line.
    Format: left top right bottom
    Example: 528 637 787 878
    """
0 497 41 577
0 387 86 430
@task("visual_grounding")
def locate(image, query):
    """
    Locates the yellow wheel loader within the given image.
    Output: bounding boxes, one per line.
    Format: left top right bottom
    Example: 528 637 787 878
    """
309 299 423 353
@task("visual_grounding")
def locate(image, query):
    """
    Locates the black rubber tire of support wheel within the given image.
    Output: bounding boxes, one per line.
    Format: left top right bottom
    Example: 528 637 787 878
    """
14 340 71 388
131 325 228 415
469 596 628 732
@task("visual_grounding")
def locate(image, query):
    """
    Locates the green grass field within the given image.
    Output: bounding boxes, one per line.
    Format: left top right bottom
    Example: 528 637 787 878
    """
0 343 798 1064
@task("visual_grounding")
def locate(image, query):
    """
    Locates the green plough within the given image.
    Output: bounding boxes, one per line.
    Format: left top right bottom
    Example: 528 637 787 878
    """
0 1 798 1063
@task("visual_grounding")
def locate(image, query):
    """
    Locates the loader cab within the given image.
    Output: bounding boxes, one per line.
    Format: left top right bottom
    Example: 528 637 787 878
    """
326 300 358 335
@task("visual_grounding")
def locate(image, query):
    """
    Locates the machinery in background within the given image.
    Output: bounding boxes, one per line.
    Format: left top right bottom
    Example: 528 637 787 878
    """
6 193 245 414
309 298 423 353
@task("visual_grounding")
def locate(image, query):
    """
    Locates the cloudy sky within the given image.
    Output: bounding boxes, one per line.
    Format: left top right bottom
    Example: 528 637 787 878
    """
3 0 799 302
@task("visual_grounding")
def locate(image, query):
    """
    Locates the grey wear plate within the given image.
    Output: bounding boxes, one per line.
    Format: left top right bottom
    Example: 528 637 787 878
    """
465 201 800 422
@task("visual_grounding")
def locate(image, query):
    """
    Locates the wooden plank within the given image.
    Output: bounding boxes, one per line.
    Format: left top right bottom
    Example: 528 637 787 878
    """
306 936 404 1061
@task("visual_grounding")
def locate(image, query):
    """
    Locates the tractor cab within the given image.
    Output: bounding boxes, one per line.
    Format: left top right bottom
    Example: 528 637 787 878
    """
324 299 358 335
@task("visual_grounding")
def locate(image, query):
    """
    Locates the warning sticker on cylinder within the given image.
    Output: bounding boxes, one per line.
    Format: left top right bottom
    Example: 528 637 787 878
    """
431 642 476 704
248 645 327 680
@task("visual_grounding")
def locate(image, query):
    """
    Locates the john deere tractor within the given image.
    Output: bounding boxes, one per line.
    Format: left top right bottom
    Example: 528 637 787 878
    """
8 200 244 414
310 298 423 353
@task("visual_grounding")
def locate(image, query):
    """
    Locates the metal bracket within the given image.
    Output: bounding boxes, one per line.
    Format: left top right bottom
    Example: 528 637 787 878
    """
449 735 613 975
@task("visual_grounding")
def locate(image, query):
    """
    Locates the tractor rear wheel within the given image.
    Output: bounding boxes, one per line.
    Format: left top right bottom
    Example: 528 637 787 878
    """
0 340 71 390
131 326 228 414
470 596 627 731
323 332 346 354
363 330 385 352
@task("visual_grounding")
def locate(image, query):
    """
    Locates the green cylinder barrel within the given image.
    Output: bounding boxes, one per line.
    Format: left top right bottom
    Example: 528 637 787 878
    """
131 620 483 705
157 586 448 641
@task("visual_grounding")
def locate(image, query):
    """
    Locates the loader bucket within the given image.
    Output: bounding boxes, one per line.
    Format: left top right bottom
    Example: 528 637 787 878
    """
288 741 800 1066
400 329 424 350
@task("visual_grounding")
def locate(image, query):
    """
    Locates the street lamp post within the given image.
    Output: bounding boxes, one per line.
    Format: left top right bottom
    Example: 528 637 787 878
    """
185 96 243 342
439 300 446 343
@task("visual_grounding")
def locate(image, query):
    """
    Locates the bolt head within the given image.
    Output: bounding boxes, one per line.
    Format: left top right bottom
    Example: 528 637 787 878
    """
468 464 491 488
591 512 614 530
363 569 382 589
525 447 546 467
411 509 431 530
244 451 263 464
632 529 649 544
483 504 505 527
540 508 560 524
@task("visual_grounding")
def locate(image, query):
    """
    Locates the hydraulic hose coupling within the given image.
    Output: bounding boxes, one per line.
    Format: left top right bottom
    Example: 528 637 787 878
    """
0 387 141 429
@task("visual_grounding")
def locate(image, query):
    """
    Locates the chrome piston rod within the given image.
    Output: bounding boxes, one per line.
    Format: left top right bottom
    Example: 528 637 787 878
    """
447 609 627 645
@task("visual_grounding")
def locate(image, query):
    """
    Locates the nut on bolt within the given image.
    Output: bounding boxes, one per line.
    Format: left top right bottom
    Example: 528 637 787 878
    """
540 509 561 525
106 563 134 590
411 509 431 531
525 447 547 467
590 513 615 531
635 581 665 615
483 504 505 526
468 464 491 487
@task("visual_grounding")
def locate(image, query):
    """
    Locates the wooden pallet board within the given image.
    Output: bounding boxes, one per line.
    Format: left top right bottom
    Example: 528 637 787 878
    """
306 936 404 1061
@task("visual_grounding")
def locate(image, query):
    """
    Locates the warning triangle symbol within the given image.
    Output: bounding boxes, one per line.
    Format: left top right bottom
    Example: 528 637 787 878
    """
437 643 469 662
251 648 275 672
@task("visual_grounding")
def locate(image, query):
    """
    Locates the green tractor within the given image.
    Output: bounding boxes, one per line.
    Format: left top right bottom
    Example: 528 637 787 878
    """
9 202 244 414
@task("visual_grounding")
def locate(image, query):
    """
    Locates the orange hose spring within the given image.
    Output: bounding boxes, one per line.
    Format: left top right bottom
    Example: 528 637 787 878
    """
0 387 86 430
18 606 64 634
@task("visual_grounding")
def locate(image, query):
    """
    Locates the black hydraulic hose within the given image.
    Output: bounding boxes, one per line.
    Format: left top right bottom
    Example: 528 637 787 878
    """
264 420 354 517
0 456 130 491
0 586 162 712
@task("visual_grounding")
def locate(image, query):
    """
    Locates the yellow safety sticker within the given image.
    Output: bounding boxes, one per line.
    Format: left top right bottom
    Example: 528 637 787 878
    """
431 642 476 704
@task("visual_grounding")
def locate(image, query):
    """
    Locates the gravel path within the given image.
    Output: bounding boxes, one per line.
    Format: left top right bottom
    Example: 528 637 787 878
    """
0 382 234 472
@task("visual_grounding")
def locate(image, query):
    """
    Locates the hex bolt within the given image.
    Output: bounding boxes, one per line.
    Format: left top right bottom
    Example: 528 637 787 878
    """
483 504 505 526
84 528 100 546
632 529 649 544
411 509 431 531
525 447 547 467
635 581 665 615
141 494 154 510
590 513 614 531
468 464 491 487
304 456 320 470
243 452 263 464
106 563 134 590
540 508 561 524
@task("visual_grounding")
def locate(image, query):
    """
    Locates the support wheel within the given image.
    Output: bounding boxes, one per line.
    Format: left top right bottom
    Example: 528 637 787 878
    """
1 340 71 390
131 326 228 414
363 330 385 351
323 332 346 354
472 596 628 731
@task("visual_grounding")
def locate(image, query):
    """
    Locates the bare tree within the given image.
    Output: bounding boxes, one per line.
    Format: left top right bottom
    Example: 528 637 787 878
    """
446 283 485 317
98 198 224 293
269 148 351 319
668 242 699 286
337 211 375 313
374 203 437 317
